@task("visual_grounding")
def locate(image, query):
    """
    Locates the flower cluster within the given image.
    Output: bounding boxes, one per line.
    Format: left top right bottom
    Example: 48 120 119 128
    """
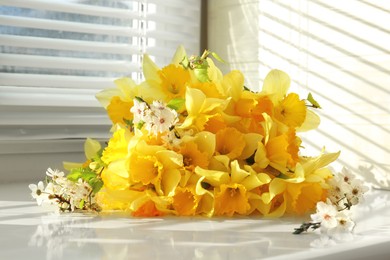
30 46 367 226
29 168 100 212
293 167 368 235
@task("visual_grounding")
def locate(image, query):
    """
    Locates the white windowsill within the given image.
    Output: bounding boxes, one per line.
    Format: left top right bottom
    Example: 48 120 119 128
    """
0 182 389 259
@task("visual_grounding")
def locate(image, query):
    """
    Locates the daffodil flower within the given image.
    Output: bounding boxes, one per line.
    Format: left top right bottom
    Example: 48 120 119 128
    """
180 87 229 131
195 160 270 216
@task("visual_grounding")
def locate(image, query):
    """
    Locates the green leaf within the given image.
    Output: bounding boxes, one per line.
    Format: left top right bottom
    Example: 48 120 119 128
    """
211 52 225 63
79 199 85 209
81 172 98 182
307 92 321 109
89 178 104 194
180 56 190 69
123 118 134 128
194 68 210 82
67 167 97 182
67 169 83 182
136 121 145 130
167 98 185 111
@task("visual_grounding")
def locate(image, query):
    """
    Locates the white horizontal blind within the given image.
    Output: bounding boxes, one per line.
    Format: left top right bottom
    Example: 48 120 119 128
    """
208 0 390 188
0 0 201 182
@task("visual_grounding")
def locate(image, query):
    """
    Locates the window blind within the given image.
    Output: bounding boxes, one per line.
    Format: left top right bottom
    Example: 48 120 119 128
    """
0 0 201 182
208 0 390 186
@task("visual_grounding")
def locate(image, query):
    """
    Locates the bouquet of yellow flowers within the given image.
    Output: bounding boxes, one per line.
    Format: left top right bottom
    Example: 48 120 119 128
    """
30 46 367 232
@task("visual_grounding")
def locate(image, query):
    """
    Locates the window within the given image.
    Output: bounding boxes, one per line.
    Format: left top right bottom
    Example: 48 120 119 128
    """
0 0 201 182
208 0 390 185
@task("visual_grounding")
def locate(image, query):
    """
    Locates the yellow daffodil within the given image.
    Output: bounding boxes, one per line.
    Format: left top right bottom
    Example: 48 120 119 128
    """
254 114 301 174
180 87 229 131
158 64 191 100
274 93 307 128
195 160 270 216
173 185 201 216
215 127 246 160
101 127 131 165
142 45 191 102
257 151 339 216
95 77 139 126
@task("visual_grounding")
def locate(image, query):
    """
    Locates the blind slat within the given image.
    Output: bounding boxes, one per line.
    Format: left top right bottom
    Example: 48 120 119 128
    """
0 53 136 72
0 35 139 55
0 15 139 37
1 0 139 20
0 86 101 107
0 73 116 88
0 109 110 126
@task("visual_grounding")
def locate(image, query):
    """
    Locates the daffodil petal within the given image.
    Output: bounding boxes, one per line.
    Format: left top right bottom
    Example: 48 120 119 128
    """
63 161 83 171
114 77 137 99
195 166 230 186
84 138 101 160
95 88 122 108
262 69 290 103
297 109 321 132
230 160 249 184
171 45 187 65
161 169 181 196
143 54 160 82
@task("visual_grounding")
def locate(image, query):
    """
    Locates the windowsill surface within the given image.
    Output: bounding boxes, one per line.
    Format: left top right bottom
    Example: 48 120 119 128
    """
1 182 389 260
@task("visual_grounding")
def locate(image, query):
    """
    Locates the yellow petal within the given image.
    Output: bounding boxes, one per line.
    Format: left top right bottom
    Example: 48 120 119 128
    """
267 178 286 202
95 88 122 108
297 109 321 132
240 174 263 191
108 158 129 178
143 54 161 82
194 131 216 158
63 162 83 171
185 87 205 115
239 133 263 160
301 151 340 176
156 150 183 169
101 165 130 190
171 45 187 65
161 169 181 196
222 70 244 101
230 160 249 184
114 77 137 99
207 58 223 83
195 166 230 187
262 69 290 103
254 142 270 169
84 138 101 160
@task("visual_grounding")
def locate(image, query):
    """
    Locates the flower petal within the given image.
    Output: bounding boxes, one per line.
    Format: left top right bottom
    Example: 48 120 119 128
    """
262 69 290 103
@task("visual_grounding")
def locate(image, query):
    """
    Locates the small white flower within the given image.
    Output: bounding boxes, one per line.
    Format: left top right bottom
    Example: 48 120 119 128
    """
46 168 65 180
345 178 369 205
161 131 182 148
130 98 148 125
335 212 355 233
311 201 338 230
339 167 356 184
29 181 48 205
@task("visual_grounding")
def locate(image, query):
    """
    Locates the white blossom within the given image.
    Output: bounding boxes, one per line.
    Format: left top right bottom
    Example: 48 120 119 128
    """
46 168 65 180
345 178 369 205
311 200 338 230
29 181 48 205
131 98 178 135
130 98 148 125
